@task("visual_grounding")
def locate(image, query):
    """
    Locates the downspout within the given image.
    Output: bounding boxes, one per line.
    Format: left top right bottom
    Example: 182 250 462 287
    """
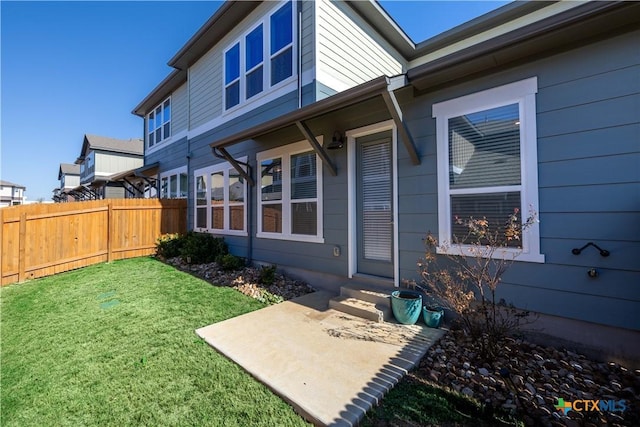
187 67 192 230
297 0 303 109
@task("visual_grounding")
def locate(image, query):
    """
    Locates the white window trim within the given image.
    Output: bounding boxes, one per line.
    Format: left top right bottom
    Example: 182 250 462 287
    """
256 139 324 243
432 77 544 263
222 0 297 114
159 166 188 199
193 159 248 237
146 96 171 149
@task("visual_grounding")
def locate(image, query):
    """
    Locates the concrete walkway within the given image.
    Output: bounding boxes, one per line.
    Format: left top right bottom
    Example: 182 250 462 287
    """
196 291 445 426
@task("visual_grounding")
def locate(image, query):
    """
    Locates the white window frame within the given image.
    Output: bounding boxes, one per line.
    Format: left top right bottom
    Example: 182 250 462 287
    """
193 159 248 237
256 139 324 243
222 0 296 113
159 166 187 199
432 77 544 263
147 96 171 149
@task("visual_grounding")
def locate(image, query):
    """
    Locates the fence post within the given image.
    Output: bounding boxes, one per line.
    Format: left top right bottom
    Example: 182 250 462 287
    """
18 212 26 283
107 202 113 262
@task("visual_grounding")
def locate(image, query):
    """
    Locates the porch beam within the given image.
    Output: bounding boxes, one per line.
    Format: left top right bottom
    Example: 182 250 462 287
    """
295 121 337 176
381 89 420 165
213 147 255 187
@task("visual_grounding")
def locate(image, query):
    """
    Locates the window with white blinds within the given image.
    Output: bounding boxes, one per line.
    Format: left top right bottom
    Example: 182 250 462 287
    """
361 141 392 261
433 77 544 262
257 140 324 243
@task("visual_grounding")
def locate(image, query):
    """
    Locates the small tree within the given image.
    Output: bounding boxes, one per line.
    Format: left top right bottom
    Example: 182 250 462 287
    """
412 208 538 361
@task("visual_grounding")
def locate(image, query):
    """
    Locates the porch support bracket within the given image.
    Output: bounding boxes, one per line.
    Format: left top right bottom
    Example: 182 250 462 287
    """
212 147 255 187
122 177 144 197
381 88 420 165
295 120 337 176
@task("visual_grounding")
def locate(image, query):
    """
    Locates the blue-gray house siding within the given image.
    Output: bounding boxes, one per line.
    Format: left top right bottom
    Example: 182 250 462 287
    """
396 29 640 330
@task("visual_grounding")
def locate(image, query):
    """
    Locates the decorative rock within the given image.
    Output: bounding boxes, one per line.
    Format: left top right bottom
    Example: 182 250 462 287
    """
525 382 536 395
478 367 489 376
462 361 470 370
461 387 473 397
513 374 524 387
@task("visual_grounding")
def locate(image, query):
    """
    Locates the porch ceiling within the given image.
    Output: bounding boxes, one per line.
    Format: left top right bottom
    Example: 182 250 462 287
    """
208 75 420 179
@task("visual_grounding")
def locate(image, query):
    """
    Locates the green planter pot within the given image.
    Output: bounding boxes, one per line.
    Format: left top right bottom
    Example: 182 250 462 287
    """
423 306 444 328
391 290 423 325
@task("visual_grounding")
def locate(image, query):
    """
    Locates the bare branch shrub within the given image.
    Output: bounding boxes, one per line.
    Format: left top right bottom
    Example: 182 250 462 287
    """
410 208 539 361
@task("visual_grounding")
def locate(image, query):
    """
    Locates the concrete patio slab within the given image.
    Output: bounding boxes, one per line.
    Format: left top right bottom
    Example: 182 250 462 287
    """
196 291 445 427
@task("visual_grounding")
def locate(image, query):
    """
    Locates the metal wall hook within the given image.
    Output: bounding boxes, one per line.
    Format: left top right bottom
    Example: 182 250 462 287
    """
571 242 610 257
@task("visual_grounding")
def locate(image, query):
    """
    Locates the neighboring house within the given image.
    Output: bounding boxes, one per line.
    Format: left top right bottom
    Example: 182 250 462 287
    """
0 180 27 207
133 0 640 345
73 134 144 200
54 163 81 202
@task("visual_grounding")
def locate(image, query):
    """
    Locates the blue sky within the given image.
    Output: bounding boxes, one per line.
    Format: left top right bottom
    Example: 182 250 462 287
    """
1 1 508 201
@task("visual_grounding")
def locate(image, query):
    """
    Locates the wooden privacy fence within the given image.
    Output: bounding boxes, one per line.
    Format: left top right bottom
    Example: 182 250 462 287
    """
0 199 187 286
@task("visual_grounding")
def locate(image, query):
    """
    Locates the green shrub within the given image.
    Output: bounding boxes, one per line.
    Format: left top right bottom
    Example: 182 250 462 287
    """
156 233 183 259
179 232 228 264
259 264 277 286
216 254 245 271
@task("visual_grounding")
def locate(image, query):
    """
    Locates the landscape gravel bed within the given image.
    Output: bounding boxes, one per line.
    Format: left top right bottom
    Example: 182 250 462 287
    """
163 257 316 303
413 329 640 426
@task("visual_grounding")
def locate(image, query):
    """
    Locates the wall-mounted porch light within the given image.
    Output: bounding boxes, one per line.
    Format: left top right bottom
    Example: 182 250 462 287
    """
326 131 344 150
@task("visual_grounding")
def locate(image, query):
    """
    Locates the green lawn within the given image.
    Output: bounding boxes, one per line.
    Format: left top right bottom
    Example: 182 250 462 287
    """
0 257 309 427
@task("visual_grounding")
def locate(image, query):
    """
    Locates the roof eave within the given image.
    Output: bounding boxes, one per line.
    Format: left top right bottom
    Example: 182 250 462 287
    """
132 69 187 116
348 0 415 57
408 1 639 91
168 1 262 70
411 1 550 60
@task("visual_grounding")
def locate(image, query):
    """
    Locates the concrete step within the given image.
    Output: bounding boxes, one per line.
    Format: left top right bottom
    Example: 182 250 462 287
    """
328 295 392 323
340 285 391 308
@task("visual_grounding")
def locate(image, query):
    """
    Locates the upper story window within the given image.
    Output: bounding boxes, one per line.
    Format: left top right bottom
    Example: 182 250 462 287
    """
224 1 294 111
148 97 171 148
432 77 544 263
